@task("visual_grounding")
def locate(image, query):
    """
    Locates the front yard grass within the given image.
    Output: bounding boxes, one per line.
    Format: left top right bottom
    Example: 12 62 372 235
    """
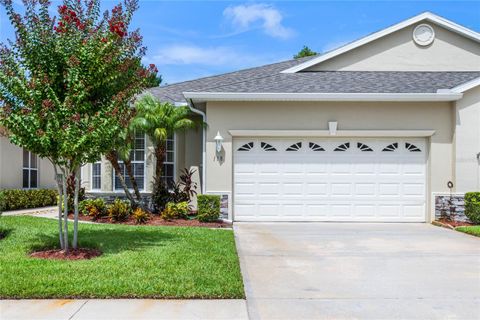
456 225 480 237
0 216 244 299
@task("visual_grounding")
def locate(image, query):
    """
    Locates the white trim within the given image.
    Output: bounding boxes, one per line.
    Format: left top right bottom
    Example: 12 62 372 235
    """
185 100 207 194
281 12 480 74
228 129 436 138
183 92 462 102
450 77 480 93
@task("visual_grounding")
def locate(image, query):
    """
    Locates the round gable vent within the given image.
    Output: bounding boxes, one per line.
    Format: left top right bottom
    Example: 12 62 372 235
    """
413 24 435 46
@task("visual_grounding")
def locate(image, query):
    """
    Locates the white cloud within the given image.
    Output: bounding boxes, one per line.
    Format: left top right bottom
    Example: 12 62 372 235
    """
223 3 294 39
147 44 281 68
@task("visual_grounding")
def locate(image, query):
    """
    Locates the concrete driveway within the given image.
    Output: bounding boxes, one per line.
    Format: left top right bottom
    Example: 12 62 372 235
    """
234 223 480 320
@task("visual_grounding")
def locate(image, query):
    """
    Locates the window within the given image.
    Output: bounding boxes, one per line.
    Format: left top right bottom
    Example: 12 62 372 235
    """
286 142 302 151
22 149 38 189
91 161 101 190
382 143 398 152
238 142 254 151
261 142 277 151
357 142 373 152
334 142 350 152
405 142 421 152
309 142 325 151
162 135 175 185
114 132 145 191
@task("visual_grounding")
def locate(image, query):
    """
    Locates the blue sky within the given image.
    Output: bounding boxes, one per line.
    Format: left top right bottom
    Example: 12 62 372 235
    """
1 1 479 84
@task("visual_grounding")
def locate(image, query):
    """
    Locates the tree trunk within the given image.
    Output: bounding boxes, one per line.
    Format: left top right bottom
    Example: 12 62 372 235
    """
62 169 69 253
154 142 166 187
106 151 137 205
72 167 80 249
124 159 142 201
52 164 65 250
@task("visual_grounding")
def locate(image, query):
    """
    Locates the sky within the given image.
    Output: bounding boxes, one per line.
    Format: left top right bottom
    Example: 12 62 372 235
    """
1 1 479 84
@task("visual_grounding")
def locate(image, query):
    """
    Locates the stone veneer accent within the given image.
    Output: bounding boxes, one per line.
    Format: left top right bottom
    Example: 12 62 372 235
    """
434 193 470 222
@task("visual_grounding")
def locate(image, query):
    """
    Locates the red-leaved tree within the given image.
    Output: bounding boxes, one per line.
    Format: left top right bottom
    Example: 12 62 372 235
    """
0 0 155 252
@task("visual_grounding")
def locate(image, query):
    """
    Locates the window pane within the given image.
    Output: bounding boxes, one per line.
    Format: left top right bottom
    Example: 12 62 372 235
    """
92 177 101 190
23 149 29 167
93 163 101 176
135 150 144 161
166 152 174 163
30 153 37 168
167 140 174 151
30 170 38 188
135 138 145 150
23 170 29 188
134 163 144 176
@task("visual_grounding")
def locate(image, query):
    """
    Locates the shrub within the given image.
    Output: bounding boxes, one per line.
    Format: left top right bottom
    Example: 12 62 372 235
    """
465 192 480 224
2 189 58 211
107 199 132 222
161 201 190 220
133 208 150 224
79 198 107 220
0 192 5 215
152 168 198 213
197 195 220 222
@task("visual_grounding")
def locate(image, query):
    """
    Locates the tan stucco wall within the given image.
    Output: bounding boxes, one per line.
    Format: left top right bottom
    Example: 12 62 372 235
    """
205 101 455 221
454 86 480 192
0 136 56 189
306 23 480 71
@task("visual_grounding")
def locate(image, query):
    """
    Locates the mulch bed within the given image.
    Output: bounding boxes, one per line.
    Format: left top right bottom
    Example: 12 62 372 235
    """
68 213 231 228
30 248 102 261
437 218 474 228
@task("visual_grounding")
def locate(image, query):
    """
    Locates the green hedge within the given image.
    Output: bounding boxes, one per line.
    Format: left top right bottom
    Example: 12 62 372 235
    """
465 192 480 224
197 194 221 222
0 192 5 215
0 189 58 211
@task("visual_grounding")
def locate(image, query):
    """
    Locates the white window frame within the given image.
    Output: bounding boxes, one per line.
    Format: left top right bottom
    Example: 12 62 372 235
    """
161 134 176 185
91 161 102 191
22 148 38 189
113 132 146 192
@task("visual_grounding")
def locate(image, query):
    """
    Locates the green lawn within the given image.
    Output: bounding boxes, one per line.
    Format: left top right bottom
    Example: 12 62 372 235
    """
456 225 480 237
0 216 244 299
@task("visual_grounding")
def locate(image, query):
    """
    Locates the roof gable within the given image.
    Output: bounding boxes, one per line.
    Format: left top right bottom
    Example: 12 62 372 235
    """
282 12 480 73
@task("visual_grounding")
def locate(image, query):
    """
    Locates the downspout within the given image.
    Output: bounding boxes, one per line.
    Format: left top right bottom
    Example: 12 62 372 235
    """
179 99 206 194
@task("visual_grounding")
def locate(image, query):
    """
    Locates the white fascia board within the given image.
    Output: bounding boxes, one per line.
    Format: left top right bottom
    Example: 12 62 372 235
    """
183 92 463 102
449 77 480 93
282 12 480 74
229 129 436 137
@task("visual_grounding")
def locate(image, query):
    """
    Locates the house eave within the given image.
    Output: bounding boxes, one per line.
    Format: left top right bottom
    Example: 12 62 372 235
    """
182 92 463 103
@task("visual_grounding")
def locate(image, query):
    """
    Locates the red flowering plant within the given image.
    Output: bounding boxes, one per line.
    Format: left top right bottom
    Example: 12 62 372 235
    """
0 0 156 252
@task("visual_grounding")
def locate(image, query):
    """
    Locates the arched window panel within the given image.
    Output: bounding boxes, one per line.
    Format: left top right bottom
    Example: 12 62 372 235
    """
405 143 421 152
261 142 277 151
286 142 302 151
334 142 350 152
238 142 254 151
382 143 398 152
309 142 325 152
357 142 373 152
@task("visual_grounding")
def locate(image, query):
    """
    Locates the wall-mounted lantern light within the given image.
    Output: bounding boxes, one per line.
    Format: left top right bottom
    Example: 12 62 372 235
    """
214 131 224 153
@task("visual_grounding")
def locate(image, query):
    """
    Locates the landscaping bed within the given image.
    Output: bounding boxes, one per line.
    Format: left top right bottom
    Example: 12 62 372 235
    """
0 216 244 299
69 212 230 228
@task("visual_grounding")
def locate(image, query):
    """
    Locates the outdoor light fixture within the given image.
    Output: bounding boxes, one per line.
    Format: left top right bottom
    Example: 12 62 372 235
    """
214 131 224 153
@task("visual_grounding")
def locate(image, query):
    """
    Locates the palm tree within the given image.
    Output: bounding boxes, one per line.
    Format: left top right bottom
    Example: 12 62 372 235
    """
132 94 200 196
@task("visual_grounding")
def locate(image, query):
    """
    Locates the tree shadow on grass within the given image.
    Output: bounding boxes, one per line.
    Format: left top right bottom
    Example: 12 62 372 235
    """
0 228 13 240
30 226 177 255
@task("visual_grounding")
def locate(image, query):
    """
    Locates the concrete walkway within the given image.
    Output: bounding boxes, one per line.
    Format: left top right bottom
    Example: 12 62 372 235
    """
0 299 248 320
2 206 58 218
234 222 480 320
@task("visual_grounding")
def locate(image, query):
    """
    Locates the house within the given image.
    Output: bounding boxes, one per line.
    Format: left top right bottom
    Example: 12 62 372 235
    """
17 11 480 223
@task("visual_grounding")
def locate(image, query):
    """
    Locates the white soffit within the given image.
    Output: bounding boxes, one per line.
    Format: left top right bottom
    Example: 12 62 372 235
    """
281 12 480 74
228 130 436 137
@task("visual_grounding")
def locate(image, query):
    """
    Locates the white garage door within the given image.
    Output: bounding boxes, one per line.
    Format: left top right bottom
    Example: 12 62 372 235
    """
233 138 426 222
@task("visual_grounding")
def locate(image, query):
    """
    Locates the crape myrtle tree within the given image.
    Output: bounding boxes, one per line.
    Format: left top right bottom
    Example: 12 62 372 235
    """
0 0 155 252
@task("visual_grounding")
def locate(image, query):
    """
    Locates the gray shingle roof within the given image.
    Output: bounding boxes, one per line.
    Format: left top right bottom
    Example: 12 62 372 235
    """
148 56 480 102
